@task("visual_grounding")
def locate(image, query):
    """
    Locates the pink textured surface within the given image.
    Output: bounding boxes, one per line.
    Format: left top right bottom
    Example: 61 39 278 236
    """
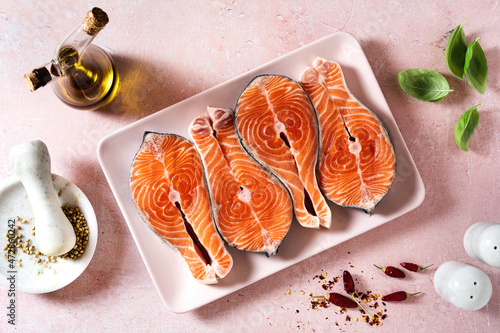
0 1 498 332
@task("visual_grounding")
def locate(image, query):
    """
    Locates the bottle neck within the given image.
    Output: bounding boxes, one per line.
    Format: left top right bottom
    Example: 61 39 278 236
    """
54 24 97 66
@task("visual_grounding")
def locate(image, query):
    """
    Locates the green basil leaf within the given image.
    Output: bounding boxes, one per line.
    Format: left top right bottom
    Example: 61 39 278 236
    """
445 20 467 79
464 38 488 94
454 104 481 151
398 69 453 102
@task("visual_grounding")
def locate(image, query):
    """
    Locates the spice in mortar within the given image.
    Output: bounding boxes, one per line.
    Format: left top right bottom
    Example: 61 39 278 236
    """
2 205 90 274
59 205 89 260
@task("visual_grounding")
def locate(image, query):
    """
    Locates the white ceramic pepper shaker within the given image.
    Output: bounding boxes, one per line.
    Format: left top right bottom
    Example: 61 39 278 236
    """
9 140 76 256
464 222 500 268
434 261 492 311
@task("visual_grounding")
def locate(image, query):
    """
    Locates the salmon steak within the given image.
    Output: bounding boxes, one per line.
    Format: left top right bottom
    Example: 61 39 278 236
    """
300 58 396 214
235 75 331 229
130 132 233 284
189 107 293 256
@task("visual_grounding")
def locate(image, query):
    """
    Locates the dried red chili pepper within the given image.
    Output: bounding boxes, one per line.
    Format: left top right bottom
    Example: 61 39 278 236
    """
343 270 355 294
312 272 375 318
310 293 358 308
400 262 433 272
342 271 375 318
373 264 406 278
328 293 358 308
382 291 421 302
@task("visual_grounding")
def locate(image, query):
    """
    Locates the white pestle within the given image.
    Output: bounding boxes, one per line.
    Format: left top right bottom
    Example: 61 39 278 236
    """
9 140 76 256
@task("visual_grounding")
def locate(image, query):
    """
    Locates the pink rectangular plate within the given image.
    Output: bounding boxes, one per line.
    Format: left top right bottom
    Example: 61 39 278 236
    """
97 32 425 313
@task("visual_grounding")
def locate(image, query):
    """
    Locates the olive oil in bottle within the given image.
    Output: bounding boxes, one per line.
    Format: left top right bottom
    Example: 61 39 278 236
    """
24 7 118 111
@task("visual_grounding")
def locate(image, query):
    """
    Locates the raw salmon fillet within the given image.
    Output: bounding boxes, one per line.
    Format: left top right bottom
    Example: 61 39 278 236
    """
189 107 293 256
235 75 331 229
300 58 396 214
130 132 233 284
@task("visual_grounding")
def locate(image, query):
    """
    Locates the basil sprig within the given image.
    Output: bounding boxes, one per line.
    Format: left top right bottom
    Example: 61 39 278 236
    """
455 104 481 151
445 20 467 79
464 38 488 94
398 69 452 102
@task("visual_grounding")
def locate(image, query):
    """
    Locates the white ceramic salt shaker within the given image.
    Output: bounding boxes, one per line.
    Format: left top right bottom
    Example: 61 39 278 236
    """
434 261 492 311
464 222 500 268
9 140 76 256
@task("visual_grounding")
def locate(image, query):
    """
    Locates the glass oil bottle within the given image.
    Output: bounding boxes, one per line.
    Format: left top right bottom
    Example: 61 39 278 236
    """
24 8 119 110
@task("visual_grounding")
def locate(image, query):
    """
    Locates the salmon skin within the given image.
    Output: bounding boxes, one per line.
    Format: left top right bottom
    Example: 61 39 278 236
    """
235 75 332 229
130 132 233 284
189 107 293 256
300 58 396 214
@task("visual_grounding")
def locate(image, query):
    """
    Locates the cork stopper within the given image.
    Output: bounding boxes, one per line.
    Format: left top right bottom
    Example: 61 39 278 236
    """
82 7 109 36
24 67 52 92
